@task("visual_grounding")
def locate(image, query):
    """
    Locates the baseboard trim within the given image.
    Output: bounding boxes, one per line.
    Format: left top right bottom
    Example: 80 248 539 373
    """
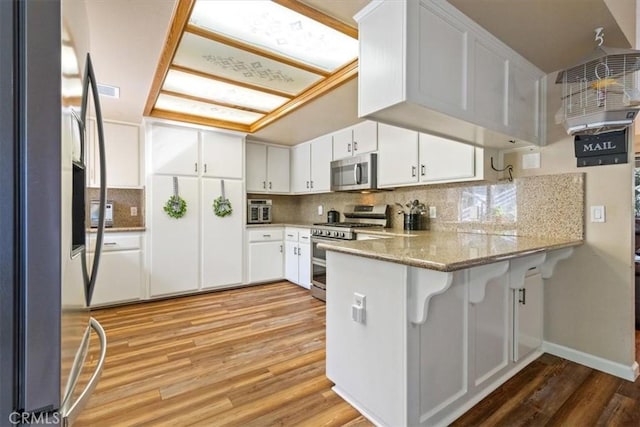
543 341 639 381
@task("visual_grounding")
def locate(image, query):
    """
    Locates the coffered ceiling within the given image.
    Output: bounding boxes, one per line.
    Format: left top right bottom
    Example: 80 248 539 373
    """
85 0 634 146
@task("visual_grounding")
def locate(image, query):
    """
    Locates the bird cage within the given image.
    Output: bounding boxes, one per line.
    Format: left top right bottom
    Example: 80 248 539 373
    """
556 29 640 135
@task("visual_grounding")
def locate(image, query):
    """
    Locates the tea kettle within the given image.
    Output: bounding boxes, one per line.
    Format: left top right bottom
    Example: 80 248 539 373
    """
327 209 340 223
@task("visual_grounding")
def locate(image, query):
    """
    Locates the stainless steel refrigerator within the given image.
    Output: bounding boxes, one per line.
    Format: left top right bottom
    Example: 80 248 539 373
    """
1 0 108 425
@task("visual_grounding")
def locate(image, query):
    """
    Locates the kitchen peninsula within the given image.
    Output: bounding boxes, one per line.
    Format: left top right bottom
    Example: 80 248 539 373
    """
321 231 582 427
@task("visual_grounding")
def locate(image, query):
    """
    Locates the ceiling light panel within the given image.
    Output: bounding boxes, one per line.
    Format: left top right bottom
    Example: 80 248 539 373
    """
174 33 322 95
163 69 289 112
155 93 265 124
189 0 358 72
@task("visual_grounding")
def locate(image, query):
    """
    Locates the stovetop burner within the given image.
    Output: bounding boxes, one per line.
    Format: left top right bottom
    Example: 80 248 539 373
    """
313 222 383 228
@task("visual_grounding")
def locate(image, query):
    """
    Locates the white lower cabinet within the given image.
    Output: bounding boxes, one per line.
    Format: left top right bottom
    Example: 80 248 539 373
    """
284 227 311 289
247 227 284 283
513 269 543 362
88 233 143 306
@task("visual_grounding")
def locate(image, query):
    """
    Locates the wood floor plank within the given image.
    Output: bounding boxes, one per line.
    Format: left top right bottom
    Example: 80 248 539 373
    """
74 281 640 427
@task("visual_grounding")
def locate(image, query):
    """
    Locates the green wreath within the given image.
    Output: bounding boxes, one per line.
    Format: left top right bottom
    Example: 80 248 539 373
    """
213 196 233 217
164 195 187 219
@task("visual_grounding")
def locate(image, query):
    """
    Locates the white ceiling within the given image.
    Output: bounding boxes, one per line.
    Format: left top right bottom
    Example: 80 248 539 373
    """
85 0 635 146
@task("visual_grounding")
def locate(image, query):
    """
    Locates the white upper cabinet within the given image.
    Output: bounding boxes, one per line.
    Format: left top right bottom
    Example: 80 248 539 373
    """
332 121 377 160
378 123 480 188
291 143 311 193
150 124 199 176
310 135 333 192
355 0 545 147
88 119 142 187
201 131 243 179
246 142 290 193
419 133 475 182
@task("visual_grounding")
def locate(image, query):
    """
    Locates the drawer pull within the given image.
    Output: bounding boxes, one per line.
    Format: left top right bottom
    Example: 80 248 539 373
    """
263 234 271 238
104 242 117 246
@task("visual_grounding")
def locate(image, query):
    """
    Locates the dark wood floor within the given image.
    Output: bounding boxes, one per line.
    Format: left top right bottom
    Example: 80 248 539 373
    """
76 282 640 426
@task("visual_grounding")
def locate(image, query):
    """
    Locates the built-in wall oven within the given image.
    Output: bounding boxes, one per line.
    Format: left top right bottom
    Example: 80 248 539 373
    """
310 204 389 301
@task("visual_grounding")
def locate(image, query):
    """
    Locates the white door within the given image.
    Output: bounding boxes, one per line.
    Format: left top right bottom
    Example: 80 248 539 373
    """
150 175 199 296
248 241 284 283
284 240 299 283
419 133 475 182
201 131 243 179
310 135 332 192
377 123 419 187
352 121 377 154
332 127 353 160
297 242 311 289
514 272 543 361
150 124 199 176
291 143 311 193
246 142 267 192
267 146 290 192
201 178 243 289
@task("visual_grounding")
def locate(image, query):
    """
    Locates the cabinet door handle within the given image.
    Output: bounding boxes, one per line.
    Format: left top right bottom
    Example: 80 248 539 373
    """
421 164 426 176
310 180 314 189
347 143 351 153
263 181 266 189
204 163 207 173
195 162 198 172
298 246 301 256
306 181 309 189
269 181 272 189
280 244 283 253
294 247 297 255
519 288 527 305
354 141 358 151
411 166 417 177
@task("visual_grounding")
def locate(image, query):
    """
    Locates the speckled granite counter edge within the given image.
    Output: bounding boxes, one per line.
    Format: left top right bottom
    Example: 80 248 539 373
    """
319 234 583 272
87 227 146 233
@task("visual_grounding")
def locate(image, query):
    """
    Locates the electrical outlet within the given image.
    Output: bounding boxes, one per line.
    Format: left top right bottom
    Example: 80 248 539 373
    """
429 206 437 218
130 206 138 217
318 205 323 216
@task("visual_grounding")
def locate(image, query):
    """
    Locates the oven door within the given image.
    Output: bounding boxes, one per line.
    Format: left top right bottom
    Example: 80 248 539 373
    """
310 236 330 301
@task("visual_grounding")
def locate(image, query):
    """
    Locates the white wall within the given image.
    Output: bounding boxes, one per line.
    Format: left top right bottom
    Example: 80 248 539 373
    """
503 79 636 368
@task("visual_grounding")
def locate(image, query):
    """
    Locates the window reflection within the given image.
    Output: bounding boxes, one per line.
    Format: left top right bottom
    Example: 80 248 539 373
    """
460 183 517 223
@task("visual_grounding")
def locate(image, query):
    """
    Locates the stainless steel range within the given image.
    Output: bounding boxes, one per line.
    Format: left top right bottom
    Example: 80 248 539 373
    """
310 204 389 301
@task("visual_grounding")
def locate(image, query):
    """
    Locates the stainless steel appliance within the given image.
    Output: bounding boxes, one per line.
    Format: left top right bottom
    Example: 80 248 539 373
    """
310 204 389 301
1 0 107 423
327 208 340 223
330 152 378 192
247 199 272 224
91 200 113 227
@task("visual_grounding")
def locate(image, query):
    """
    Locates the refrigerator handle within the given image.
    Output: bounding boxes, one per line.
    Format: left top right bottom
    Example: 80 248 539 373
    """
82 53 107 306
61 318 107 427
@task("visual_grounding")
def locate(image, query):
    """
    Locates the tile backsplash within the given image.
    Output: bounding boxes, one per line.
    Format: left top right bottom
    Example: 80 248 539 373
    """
87 187 145 228
251 172 584 240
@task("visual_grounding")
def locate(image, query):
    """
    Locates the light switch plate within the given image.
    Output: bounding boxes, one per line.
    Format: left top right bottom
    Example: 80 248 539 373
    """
590 205 605 223
429 206 437 218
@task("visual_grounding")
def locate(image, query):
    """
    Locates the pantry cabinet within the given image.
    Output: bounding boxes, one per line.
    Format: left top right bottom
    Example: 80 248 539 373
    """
377 123 479 188
332 121 377 160
246 142 290 193
284 227 311 288
247 227 284 283
148 123 245 297
87 119 142 187
355 0 545 148
291 135 333 193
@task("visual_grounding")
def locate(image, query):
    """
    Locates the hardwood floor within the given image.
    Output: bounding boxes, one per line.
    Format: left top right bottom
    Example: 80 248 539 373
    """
76 282 640 426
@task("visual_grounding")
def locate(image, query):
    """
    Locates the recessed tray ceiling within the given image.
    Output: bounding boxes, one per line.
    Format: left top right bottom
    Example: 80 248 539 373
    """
144 0 359 133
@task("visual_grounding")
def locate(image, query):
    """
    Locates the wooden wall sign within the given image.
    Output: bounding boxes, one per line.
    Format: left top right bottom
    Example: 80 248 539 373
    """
574 129 628 167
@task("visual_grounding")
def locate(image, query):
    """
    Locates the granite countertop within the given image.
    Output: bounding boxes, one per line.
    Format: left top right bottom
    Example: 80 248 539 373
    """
246 223 315 228
319 230 583 272
88 226 146 233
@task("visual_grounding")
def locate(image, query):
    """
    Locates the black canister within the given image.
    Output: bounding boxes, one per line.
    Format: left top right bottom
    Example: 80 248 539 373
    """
403 213 420 230
327 209 340 223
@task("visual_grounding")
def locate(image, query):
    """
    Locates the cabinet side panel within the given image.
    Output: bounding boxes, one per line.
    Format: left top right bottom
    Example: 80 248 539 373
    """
358 0 406 117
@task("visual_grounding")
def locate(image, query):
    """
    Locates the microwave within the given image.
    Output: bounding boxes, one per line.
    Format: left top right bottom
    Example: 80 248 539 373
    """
247 199 272 224
90 200 113 228
330 152 377 192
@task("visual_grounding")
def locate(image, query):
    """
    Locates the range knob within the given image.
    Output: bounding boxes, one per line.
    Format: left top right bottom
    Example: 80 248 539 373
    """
340 232 346 238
